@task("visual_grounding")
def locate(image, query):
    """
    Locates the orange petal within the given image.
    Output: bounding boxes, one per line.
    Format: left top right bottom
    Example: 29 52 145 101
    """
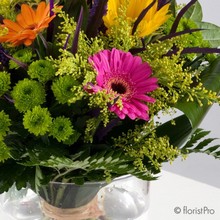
35 1 47 23
16 14 29 28
21 29 36 39
21 4 35 26
3 19 23 32
0 35 10 43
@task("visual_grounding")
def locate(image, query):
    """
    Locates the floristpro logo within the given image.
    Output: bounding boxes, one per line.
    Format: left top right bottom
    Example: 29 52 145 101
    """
174 206 215 215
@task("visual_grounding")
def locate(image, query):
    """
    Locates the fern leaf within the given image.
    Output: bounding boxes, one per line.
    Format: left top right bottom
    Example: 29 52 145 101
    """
181 128 220 159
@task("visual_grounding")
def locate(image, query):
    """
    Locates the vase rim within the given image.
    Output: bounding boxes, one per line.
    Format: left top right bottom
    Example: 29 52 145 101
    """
49 174 132 186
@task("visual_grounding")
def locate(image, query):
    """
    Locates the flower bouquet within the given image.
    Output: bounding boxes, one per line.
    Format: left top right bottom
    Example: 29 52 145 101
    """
0 0 220 219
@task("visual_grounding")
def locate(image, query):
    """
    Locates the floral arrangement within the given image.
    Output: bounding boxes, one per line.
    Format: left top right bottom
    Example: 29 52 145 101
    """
0 0 220 193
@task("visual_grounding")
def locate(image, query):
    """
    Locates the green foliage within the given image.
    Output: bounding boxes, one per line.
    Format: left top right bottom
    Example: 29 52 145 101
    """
0 0 16 20
49 116 75 142
0 110 11 139
175 57 220 129
142 38 219 117
27 60 56 83
0 160 35 193
11 79 46 112
0 141 11 162
23 149 156 184
23 106 52 136
183 1 203 21
9 48 34 69
196 21 220 48
0 71 10 96
113 122 180 172
181 128 220 159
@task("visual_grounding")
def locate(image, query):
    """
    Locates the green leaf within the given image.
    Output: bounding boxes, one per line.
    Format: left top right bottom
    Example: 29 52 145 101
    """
183 128 210 149
156 114 192 147
196 21 220 47
181 128 220 159
175 57 220 129
183 1 203 22
157 58 220 148
63 0 89 31
0 160 35 193
194 138 217 150
170 0 177 16
86 0 108 38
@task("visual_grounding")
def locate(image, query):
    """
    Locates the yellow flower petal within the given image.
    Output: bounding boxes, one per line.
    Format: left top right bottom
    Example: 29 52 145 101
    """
103 0 170 37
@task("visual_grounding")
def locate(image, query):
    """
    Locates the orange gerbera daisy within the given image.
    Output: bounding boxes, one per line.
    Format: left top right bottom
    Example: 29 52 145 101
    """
0 2 56 46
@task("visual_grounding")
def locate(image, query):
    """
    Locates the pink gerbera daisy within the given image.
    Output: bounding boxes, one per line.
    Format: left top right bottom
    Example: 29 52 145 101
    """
88 48 158 120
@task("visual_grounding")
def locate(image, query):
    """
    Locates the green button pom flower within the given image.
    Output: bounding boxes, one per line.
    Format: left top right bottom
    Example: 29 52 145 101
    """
49 116 75 142
51 75 79 104
28 60 56 83
23 106 52 136
11 79 46 112
9 48 33 69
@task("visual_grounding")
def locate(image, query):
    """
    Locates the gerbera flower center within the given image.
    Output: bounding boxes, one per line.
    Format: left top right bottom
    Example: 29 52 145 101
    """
107 77 133 97
111 82 127 94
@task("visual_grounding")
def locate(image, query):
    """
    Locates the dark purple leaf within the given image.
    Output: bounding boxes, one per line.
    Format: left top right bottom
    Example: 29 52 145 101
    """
63 34 70 50
46 0 54 42
165 47 220 56
170 0 197 34
158 0 171 10
71 6 84 55
0 50 28 70
159 28 204 41
86 0 108 38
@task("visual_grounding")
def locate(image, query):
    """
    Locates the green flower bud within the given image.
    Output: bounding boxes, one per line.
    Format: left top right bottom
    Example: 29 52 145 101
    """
11 79 46 112
0 71 10 96
51 75 79 104
23 106 52 136
28 60 56 83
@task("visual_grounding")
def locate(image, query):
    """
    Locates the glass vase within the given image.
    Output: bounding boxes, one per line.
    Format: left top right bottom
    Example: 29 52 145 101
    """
0 175 150 220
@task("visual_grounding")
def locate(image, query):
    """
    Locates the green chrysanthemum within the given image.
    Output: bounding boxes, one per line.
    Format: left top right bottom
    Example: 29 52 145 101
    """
9 48 33 69
0 71 10 96
28 60 56 83
0 141 10 162
23 106 52 136
0 110 11 139
11 79 46 112
51 75 79 104
49 116 75 142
